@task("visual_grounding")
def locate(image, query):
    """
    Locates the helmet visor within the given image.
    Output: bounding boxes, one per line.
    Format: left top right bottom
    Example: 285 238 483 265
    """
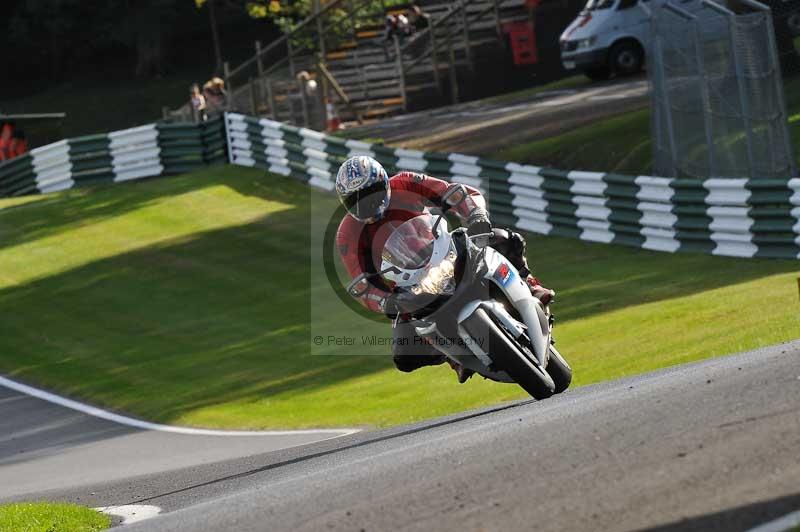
343 179 388 221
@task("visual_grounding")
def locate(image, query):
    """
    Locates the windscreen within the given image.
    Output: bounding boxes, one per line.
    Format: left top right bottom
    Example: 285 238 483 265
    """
382 215 437 270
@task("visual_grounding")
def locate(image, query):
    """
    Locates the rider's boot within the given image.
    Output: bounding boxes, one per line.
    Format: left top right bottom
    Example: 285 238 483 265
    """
524 275 555 307
447 359 475 384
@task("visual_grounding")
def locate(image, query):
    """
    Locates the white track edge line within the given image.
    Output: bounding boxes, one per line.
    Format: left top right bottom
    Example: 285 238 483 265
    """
0 376 360 437
95 505 162 525
746 510 800 532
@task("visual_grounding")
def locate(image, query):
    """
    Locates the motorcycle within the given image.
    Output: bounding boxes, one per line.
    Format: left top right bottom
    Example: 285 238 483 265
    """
347 186 572 399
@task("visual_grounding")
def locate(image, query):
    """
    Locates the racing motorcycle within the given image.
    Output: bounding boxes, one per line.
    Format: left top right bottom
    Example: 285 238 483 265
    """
347 185 571 400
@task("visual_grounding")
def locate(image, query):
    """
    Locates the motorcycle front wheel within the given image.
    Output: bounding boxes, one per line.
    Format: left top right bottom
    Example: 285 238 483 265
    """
462 308 555 400
546 345 572 394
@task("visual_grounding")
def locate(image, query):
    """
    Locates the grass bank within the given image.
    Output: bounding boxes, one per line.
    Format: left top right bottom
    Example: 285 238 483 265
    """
0 166 797 429
0 502 109 532
493 78 800 174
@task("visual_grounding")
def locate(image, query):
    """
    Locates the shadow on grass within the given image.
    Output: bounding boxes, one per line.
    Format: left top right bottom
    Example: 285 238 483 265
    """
0 170 797 424
0 176 390 423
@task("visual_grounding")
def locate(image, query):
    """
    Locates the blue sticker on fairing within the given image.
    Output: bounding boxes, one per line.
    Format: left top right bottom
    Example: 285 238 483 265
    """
493 262 515 286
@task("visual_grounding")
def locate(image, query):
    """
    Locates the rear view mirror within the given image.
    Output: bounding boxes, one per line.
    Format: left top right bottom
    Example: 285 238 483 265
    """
347 273 371 297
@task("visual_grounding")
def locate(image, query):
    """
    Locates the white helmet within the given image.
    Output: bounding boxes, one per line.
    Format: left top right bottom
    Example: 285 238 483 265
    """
335 156 391 223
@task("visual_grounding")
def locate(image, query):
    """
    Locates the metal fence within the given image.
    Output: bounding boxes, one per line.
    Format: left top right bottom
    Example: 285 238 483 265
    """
649 0 798 180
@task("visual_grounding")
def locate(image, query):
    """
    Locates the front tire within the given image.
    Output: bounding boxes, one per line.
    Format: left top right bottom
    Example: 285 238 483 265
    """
609 41 644 76
462 308 555 400
546 345 572 394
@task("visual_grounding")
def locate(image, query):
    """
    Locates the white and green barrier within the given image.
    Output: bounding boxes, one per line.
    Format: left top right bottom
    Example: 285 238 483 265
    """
2 111 799 260
224 112 800 260
0 118 226 197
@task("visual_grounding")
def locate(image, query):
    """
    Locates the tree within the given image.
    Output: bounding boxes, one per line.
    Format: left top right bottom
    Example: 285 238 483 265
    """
7 0 189 78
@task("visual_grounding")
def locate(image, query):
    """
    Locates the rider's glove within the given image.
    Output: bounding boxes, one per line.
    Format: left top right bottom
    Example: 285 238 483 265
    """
467 210 492 247
382 290 418 319
381 292 406 319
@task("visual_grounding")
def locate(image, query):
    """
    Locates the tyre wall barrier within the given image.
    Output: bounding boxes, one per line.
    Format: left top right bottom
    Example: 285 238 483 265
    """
0 118 226 198
2 112 798 260
224 112 800 260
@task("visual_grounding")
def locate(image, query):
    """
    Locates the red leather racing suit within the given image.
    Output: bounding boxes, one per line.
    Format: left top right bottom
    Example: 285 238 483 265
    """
336 171 485 313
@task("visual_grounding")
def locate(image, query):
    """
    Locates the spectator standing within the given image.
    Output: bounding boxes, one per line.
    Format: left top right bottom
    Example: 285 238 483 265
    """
397 13 412 37
9 130 27 158
383 14 399 61
0 122 14 162
384 13 415 61
408 4 428 31
190 83 208 122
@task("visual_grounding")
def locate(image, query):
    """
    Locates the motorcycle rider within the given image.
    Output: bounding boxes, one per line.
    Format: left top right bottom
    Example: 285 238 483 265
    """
335 155 554 383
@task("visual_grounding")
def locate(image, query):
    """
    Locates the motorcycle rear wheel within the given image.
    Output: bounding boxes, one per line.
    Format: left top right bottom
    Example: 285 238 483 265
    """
462 308 555 400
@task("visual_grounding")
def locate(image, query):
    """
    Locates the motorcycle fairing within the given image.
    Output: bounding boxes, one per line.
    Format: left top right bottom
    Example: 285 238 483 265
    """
457 247 551 368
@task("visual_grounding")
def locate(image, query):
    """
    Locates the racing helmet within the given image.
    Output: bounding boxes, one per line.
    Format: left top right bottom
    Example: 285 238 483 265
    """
335 156 391 223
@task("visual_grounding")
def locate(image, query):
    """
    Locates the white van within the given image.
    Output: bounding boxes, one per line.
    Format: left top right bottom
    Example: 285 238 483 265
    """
559 0 655 80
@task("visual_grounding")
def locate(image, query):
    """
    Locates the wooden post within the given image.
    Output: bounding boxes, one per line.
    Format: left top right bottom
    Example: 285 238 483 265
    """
255 40 265 77
428 17 442 94
460 3 474 73
313 0 326 58
287 38 296 78
249 77 258 115
254 41 265 111
223 61 233 110
394 35 408 112
346 0 358 41
446 31 459 104
266 78 277 120
492 0 504 47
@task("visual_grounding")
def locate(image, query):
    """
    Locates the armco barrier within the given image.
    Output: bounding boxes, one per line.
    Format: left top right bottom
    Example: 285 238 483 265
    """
0 117 226 198
224 112 800 260
2 112 799 260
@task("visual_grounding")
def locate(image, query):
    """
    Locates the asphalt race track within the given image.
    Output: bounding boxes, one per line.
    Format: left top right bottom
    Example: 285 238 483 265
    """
344 77 649 154
2 340 799 531
0 385 355 500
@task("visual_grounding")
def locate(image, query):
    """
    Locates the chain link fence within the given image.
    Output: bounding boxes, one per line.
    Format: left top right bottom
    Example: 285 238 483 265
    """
649 0 799 179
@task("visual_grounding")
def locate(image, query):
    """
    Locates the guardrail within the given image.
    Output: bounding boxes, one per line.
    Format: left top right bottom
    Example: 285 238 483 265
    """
225 112 800 260
0 117 226 197
2 112 798 260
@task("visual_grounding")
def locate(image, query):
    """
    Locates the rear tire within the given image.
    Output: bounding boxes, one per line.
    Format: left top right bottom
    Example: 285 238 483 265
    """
546 345 572 394
462 308 555 400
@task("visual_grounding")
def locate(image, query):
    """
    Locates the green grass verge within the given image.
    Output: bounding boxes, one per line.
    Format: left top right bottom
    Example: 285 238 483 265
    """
494 107 653 174
0 502 110 532
493 78 800 174
0 166 798 429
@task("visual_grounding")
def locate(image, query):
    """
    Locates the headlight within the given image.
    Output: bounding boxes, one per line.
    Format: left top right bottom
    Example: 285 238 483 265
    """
411 251 457 296
576 37 597 49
